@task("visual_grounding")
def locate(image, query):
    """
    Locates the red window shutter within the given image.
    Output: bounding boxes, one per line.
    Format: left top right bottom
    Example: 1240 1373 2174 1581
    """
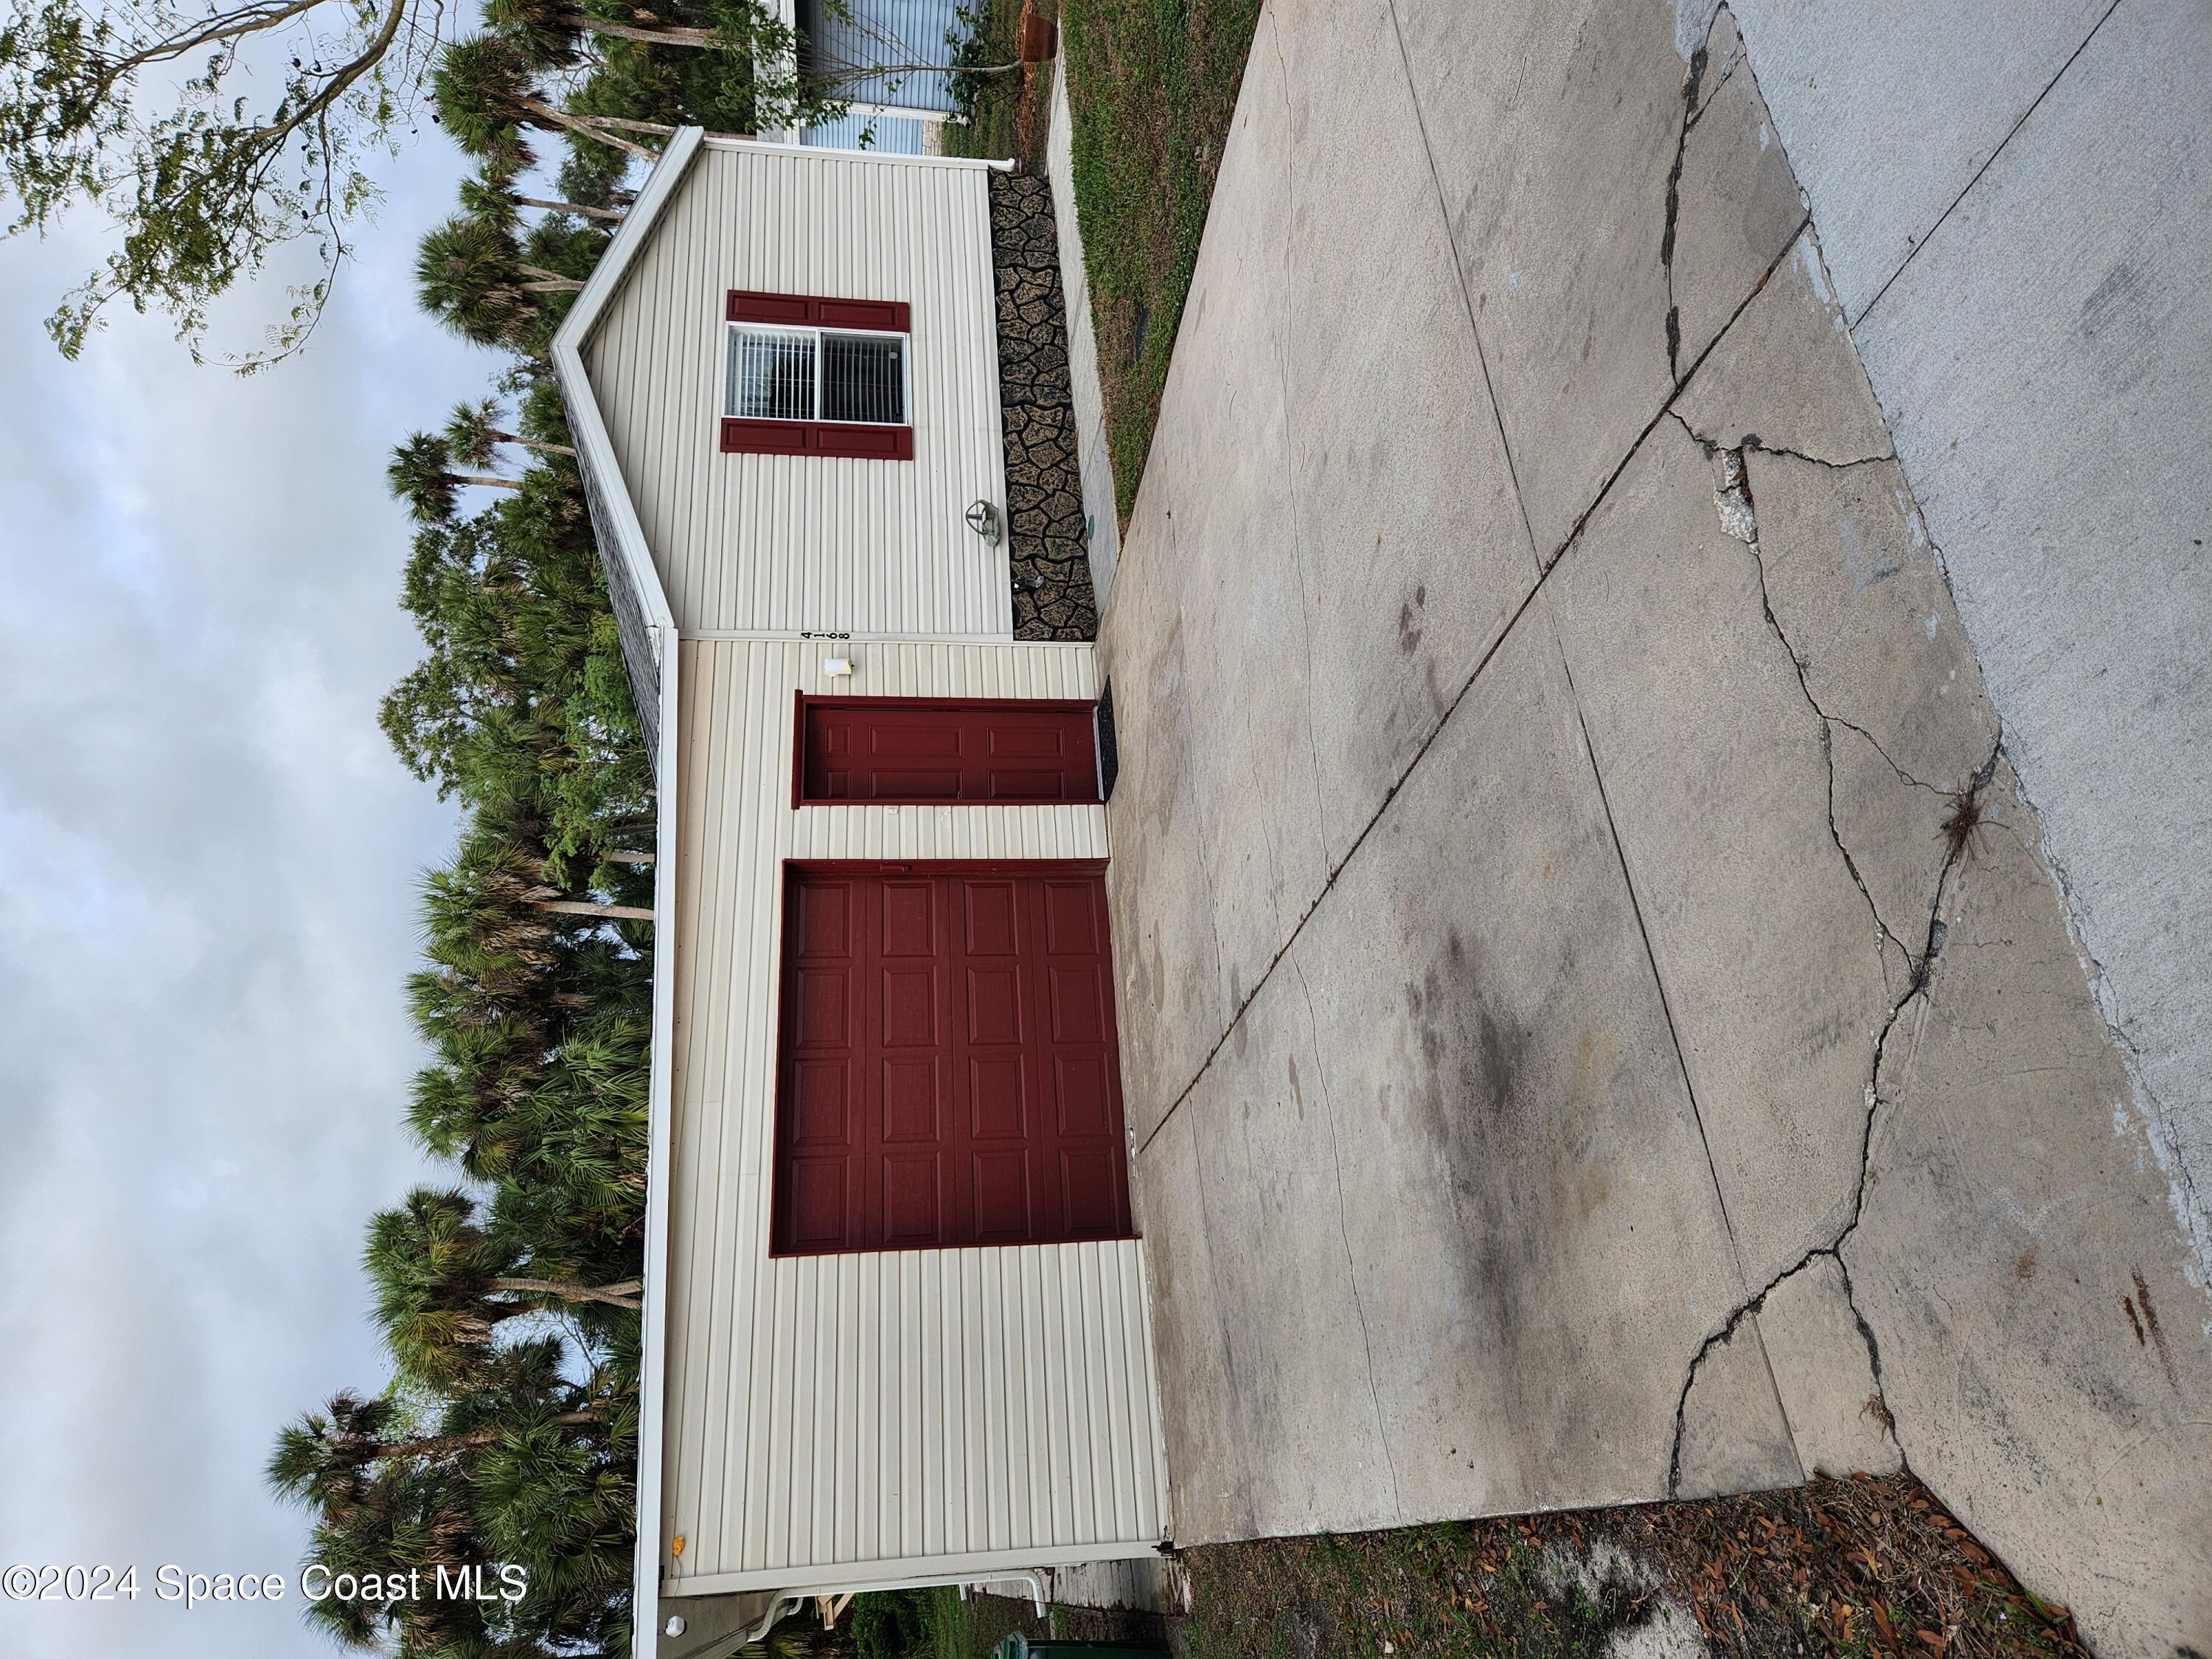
727 291 816 324
812 422 914 460
727 291 911 332
721 417 812 454
723 420 914 459
817 296 911 331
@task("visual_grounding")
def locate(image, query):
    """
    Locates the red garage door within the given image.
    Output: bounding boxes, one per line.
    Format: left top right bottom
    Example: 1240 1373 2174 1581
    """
772 863 1133 1255
796 697 1100 804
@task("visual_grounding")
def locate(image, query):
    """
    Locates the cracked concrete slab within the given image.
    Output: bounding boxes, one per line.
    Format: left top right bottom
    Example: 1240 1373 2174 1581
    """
1844 0 2212 1295
1745 449 1996 792
1135 617 1747 1540
1674 232 1892 465
1673 1315 1801 1500
1848 756 2212 1654
1745 445 2002 950
1755 1255 1901 1479
1547 415 1891 1290
1099 0 2212 1646
1669 32 1806 370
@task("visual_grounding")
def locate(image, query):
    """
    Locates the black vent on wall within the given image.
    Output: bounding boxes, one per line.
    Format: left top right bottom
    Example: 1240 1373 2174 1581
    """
1095 680 1119 803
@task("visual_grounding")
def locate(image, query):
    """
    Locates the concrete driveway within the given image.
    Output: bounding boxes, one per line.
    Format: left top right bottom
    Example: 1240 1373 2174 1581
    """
1091 1 2212 1653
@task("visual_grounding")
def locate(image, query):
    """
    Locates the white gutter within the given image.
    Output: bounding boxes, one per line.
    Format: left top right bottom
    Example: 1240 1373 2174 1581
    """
546 127 700 1659
630 628 681 1659
550 125 703 646
673 1537 1161 1601
699 132 1012 170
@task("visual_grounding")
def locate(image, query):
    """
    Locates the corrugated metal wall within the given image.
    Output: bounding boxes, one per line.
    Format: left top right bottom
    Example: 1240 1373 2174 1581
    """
582 142 1012 640
799 114 926 155
663 637 1170 1596
801 0 965 112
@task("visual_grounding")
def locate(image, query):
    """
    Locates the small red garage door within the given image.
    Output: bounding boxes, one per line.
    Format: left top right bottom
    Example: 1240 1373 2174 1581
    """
796 697 1099 805
772 863 1133 1255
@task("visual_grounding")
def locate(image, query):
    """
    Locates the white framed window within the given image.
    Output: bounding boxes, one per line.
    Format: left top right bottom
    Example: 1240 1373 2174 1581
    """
726 323 909 426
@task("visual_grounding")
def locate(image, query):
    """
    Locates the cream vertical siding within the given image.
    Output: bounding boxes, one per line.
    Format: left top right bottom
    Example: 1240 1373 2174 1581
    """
582 142 1013 639
662 638 1171 1598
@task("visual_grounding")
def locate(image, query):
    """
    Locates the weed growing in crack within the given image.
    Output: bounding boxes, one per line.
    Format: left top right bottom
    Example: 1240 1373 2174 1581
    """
1939 781 1989 861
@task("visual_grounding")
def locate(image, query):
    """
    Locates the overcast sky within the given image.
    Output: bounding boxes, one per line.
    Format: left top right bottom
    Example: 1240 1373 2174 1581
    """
0 131 503 1655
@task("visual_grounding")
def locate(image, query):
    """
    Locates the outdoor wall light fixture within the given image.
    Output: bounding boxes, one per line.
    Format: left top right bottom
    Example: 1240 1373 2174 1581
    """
823 655 855 678
664 1614 687 1637
966 499 1002 546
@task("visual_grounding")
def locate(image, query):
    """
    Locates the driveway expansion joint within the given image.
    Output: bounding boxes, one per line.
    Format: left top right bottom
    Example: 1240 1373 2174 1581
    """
1293 956 1406 1523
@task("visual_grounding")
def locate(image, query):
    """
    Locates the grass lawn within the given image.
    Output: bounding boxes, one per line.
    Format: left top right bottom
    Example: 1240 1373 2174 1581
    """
942 0 1062 167
1059 0 1267 527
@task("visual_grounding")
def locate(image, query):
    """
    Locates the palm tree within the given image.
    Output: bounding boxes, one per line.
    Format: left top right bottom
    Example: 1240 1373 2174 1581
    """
271 1351 617 1655
466 164 628 225
414 212 543 349
387 431 523 524
447 397 579 465
434 35 669 164
366 1188 641 1386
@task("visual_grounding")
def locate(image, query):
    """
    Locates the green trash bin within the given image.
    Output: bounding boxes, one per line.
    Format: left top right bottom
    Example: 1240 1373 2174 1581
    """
991 1635 1169 1659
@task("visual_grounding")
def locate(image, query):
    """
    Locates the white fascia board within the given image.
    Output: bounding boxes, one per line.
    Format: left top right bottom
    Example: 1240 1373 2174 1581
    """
699 132 1013 170
551 124 704 643
543 125 701 1659
629 625 681 1659
667 1538 1166 1602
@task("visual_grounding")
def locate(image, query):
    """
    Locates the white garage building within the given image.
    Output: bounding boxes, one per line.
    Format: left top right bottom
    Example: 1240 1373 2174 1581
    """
550 128 1171 1659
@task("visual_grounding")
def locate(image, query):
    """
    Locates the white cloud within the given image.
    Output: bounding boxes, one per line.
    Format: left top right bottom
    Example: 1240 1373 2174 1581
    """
0 128 507 1657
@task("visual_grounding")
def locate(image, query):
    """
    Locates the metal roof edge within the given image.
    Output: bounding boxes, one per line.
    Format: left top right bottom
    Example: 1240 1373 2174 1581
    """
543 127 703 1659
668 1538 1165 1601
551 125 703 643
630 625 682 1659
699 131 1015 170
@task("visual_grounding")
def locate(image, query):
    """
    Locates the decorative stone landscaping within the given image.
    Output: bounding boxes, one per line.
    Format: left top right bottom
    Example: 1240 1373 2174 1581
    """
988 172 1098 641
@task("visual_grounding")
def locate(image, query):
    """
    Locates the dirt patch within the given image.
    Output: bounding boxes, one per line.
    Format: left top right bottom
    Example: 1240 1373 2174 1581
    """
1178 1473 2090 1659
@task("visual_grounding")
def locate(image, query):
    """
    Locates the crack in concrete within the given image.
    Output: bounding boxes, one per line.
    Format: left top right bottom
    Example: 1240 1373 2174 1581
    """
1670 414 1915 963
1663 723 2003 1495
1135 223 1810 1161
1826 713 1952 798
1683 30 1745 133
1293 956 1407 1521
1660 33 1708 379
1652 403 2011 1492
1264 10 1340 881
1546 216 1807 571
1671 414 1895 473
